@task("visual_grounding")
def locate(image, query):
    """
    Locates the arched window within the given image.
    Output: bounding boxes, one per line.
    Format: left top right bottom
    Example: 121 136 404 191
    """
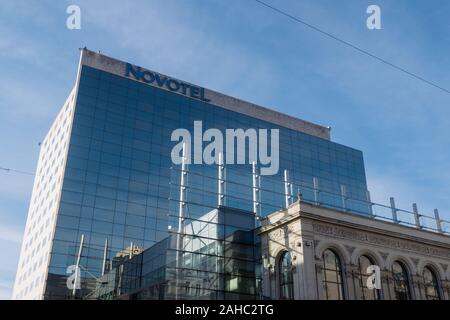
279 251 294 299
423 266 441 300
392 261 411 300
357 255 380 300
322 249 345 300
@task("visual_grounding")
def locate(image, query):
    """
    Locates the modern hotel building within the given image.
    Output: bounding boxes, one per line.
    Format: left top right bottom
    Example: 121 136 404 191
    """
12 49 449 300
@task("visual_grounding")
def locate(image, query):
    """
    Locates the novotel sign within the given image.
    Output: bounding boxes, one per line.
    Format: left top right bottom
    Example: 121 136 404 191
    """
125 63 210 102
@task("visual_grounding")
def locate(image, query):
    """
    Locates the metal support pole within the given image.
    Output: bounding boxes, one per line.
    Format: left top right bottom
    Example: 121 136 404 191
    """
340 185 347 210
290 181 293 203
366 190 373 217
313 177 319 205
101 238 108 276
129 241 134 259
175 143 188 299
73 233 84 297
284 169 293 208
252 161 261 226
412 203 421 229
218 152 225 207
390 197 398 223
434 209 443 233
117 264 123 296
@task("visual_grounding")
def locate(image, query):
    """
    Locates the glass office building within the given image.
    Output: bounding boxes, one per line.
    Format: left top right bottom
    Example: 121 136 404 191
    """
13 49 368 300
90 207 260 300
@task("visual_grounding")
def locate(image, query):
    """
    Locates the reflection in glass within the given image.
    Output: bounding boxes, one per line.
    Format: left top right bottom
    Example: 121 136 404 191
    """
423 266 441 300
357 255 379 300
392 261 411 300
322 249 344 300
279 251 294 299
41 65 369 299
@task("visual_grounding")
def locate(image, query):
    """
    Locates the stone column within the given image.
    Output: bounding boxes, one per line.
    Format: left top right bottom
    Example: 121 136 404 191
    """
292 237 317 299
290 237 303 300
440 280 450 300
381 269 394 300
314 260 325 300
411 274 423 300
378 269 391 300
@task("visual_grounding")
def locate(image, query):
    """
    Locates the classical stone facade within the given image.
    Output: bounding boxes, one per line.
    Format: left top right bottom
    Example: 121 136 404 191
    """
259 201 450 300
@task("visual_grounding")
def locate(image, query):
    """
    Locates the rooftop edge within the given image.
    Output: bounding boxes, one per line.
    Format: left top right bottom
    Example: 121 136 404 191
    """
79 48 331 140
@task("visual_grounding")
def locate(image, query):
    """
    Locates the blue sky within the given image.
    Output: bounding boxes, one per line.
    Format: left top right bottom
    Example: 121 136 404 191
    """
0 0 449 299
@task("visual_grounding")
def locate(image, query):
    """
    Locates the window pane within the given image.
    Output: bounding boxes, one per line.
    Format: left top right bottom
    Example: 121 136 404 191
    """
392 261 410 300
279 251 294 299
322 249 344 300
423 267 440 300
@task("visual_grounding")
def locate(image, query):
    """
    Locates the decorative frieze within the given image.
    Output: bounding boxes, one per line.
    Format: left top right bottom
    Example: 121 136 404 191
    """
312 223 450 259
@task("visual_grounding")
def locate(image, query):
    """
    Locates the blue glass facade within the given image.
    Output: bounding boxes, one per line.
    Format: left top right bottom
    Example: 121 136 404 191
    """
44 64 368 299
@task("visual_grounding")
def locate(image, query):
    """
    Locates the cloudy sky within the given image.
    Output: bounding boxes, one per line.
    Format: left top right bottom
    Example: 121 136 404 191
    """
0 0 449 299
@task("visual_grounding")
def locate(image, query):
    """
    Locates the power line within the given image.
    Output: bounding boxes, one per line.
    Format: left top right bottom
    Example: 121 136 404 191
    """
0 166 35 176
253 0 450 95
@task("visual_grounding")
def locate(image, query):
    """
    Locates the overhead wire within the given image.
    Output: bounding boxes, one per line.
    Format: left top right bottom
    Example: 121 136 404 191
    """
253 0 450 94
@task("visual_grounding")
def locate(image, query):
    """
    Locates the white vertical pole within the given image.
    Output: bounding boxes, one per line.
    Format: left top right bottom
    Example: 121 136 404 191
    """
412 203 421 229
252 161 260 226
390 197 398 223
117 264 123 296
101 238 108 276
176 143 188 299
218 152 225 207
73 233 84 297
366 190 373 217
284 169 292 208
290 180 293 203
340 185 347 210
313 177 319 205
434 209 443 233
129 241 133 259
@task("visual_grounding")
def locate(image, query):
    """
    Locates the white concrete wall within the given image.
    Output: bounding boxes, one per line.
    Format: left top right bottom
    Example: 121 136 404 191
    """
12 88 77 300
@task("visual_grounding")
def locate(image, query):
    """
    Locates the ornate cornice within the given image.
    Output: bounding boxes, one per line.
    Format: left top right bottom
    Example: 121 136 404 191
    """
312 222 450 260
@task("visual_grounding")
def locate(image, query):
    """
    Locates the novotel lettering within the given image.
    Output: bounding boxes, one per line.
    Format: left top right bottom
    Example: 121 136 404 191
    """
125 63 210 102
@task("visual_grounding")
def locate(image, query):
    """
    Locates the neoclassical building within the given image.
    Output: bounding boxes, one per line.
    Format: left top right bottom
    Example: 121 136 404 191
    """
259 200 450 300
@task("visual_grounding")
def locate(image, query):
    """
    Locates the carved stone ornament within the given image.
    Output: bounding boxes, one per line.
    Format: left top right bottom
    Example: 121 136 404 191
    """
344 245 355 256
312 223 450 259
269 229 284 241
379 251 389 261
